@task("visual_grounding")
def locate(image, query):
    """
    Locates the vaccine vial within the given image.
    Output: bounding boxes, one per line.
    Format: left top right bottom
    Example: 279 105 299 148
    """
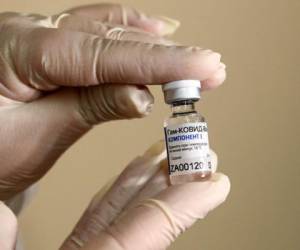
162 80 212 185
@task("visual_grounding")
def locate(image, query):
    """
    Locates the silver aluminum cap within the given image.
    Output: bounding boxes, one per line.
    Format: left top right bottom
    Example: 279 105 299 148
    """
162 80 201 104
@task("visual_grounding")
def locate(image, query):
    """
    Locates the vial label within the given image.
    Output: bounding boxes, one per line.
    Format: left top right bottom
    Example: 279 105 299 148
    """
164 122 212 176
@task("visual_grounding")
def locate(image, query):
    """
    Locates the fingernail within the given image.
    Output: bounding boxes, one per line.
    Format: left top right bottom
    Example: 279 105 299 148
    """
135 87 154 116
220 62 226 69
210 173 223 182
215 52 222 59
152 16 181 36
144 140 166 157
145 103 154 114
202 49 213 54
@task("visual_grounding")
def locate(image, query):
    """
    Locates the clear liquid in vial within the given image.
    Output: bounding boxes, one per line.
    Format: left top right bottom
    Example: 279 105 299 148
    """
164 101 212 185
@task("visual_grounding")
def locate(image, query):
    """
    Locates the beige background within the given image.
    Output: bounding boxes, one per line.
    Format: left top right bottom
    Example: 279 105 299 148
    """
1 0 299 249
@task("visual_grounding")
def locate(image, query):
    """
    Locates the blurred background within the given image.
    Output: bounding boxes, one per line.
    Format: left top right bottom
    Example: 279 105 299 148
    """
1 0 299 249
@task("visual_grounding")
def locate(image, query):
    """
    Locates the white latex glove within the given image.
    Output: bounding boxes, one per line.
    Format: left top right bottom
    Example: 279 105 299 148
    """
0 141 230 250
0 3 226 200
60 141 230 250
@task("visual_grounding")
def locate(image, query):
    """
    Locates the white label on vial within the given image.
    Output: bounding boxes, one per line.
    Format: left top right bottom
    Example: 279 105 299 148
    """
164 122 212 176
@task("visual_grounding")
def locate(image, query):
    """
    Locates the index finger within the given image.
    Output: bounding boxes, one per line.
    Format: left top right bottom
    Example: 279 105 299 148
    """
21 28 222 90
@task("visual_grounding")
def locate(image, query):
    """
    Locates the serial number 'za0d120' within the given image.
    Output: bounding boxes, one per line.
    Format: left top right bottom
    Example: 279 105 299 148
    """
164 122 212 176
170 160 212 174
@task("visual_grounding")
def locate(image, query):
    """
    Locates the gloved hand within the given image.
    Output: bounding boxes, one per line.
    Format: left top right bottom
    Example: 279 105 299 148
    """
0 3 226 200
61 141 230 250
0 141 230 250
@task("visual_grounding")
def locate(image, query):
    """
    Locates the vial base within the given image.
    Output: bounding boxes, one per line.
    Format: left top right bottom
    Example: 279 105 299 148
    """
170 171 212 185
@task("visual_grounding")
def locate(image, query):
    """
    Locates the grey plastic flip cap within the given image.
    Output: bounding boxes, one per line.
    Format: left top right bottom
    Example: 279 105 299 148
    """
162 80 201 104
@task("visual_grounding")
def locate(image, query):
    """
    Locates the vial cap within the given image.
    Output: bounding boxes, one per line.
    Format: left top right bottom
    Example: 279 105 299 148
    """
162 80 201 104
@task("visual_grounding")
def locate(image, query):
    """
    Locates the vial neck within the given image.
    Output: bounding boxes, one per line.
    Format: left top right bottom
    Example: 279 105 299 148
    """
171 100 196 116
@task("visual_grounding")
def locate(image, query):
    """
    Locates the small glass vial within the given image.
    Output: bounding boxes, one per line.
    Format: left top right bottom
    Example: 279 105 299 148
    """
162 80 212 185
